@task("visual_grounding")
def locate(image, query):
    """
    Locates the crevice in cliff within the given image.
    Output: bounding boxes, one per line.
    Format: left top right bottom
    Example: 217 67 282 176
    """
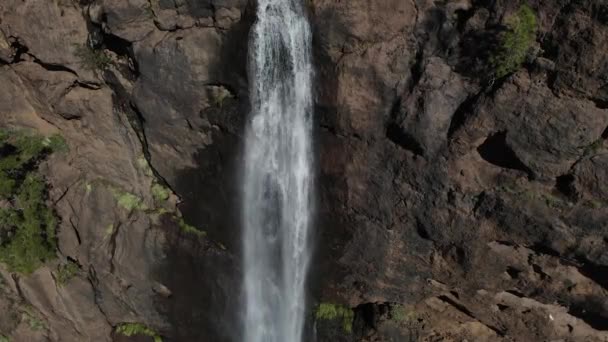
68 217 82 246
108 221 122 274
11 274 27 303
568 297 608 331
7 38 80 78
408 47 425 93
30 57 79 76
8 37 29 63
415 221 432 241
436 295 506 336
529 243 561 258
574 256 608 291
555 174 577 199
103 67 175 196
86 266 113 328
437 295 475 318
590 97 608 110
477 131 533 177
102 32 139 79
386 123 424 156
128 102 176 194
319 124 363 142
447 91 482 138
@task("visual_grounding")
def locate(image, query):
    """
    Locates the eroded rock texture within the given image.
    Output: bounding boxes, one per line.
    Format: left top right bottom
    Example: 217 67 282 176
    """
0 0 606 341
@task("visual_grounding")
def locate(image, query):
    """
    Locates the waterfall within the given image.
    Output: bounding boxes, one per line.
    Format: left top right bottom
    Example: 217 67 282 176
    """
241 0 314 341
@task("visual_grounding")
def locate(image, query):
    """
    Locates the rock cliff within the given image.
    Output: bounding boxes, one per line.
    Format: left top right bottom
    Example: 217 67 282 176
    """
0 0 606 341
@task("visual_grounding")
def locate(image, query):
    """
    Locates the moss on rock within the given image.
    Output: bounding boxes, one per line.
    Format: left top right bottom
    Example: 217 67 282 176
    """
115 323 162 342
315 303 354 333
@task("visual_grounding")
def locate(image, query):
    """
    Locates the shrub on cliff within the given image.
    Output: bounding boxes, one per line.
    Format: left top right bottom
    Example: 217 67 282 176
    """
73 44 112 71
0 130 65 274
491 4 538 78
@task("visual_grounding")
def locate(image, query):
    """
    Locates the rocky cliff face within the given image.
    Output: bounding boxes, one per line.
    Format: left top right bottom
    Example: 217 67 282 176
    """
0 0 607 341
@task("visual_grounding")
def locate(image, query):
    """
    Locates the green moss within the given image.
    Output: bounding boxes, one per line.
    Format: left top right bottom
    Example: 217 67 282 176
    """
491 4 537 78
73 44 112 71
23 310 45 331
104 224 115 237
541 193 564 209
151 183 171 202
55 260 80 285
0 335 9 342
111 189 146 212
136 156 154 177
209 86 233 108
315 303 354 333
85 183 92 194
43 134 68 153
178 217 206 237
115 323 162 342
584 139 604 156
584 199 604 209
390 305 419 324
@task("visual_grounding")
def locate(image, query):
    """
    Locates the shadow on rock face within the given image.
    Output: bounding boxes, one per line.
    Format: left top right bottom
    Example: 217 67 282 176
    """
157 73 250 342
154 216 243 342
169 0 255 253
150 4 256 340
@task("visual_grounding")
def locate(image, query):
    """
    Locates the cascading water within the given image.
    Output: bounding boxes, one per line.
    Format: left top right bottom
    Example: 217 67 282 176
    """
241 0 314 341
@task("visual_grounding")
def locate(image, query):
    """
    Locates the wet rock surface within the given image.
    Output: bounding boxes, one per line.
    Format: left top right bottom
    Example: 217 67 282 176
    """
0 0 606 341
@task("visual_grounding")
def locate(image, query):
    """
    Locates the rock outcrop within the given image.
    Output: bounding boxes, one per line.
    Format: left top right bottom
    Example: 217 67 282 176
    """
0 0 606 341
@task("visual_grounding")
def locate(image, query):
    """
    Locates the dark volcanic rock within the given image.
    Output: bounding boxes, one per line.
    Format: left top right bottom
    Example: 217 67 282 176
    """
0 0 607 341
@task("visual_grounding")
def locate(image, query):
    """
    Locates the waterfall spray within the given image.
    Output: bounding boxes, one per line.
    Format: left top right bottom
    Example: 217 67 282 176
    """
242 0 314 341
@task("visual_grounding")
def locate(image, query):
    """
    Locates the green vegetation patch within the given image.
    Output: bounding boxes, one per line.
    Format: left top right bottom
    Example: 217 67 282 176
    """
0 334 9 342
136 155 173 204
111 188 146 212
136 156 154 177
0 130 62 274
491 4 538 78
177 217 206 237
151 183 171 202
55 260 80 285
390 305 419 324
315 303 354 333
22 310 45 331
390 305 409 322
42 135 68 153
73 44 112 71
116 323 162 342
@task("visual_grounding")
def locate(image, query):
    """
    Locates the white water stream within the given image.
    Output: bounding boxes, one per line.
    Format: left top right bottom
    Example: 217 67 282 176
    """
242 0 314 341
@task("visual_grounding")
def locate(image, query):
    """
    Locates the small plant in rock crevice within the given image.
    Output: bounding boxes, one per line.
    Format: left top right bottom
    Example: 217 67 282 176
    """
73 44 112 71
55 259 80 285
22 310 45 331
115 323 162 342
390 305 410 322
135 155 173 204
